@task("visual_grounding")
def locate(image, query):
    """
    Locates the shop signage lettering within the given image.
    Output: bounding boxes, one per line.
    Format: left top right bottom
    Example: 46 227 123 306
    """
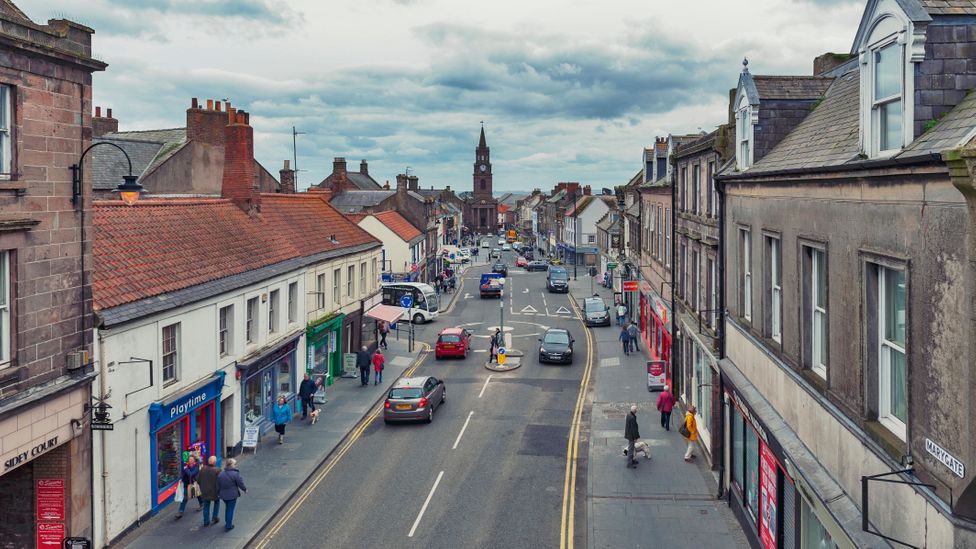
925 438 965 479
36 479 65 522
36 521 64 548
167 391 208 422
4 436 59 471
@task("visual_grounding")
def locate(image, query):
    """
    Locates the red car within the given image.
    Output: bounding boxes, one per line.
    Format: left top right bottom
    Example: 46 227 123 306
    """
435 327 472 359
516 256 528 268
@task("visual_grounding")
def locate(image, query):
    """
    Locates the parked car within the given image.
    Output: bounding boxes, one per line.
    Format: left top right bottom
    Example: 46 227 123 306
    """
492 263 508 277
547 266 569 293
383 376 446 423
497 238 505 245
502 244 511 251
435 327 472 359
490 248 501 259
538 328 575 364
526 260 547 272
457 249 471 263
582 296 611 326
516 256 528 268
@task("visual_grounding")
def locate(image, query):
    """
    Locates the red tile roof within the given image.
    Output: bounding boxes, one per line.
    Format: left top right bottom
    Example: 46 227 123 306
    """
343 212 367 224
371 210 422 242
93 194 379 310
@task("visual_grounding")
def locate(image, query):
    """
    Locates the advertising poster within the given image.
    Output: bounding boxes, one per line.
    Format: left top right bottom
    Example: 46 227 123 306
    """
36 522 64 549
759 443 778 549
646 360 666 391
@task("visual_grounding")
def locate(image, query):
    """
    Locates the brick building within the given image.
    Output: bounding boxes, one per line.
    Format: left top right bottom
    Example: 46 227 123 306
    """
0 3 107 547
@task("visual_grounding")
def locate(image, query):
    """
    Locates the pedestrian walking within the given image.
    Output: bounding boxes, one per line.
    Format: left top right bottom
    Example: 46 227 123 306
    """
681 405 699 462
217 458 246 532
272 396 292 444
379 321 389 349
174 455 201 519
372 348 385 385
198 455 221 527
618 325 631 356
298 373 316 420
624 404 640 468
616 302 627 326
489 328 501 363
656 385 676 431
357 345 371 387
627 322 640 353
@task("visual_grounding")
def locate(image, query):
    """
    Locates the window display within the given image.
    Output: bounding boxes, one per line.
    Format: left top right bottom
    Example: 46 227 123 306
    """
801 498 839 549
745 424 760 521
732 407 745 491
277 358 292 395
244 374 264 424
156 421 182 493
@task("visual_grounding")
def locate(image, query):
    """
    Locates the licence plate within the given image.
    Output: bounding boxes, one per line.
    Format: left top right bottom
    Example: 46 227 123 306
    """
396 404 411 410
550 354 562 359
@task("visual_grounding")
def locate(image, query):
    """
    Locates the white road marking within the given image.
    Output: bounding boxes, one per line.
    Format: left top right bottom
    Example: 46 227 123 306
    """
453 411 474 449
472 348 487 352
478 375 492 398
464 293 472 299
541 292 548 308
408 471 444 537
523 288 529 293
555 306 571 315
521 305 538 313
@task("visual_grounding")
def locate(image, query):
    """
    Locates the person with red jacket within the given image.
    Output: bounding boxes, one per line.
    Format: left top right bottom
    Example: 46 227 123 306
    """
656 385 677 431
372 349 385 385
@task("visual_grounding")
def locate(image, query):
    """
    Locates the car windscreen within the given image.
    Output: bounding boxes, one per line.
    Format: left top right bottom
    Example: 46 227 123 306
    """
423 291 438 311
550 272 568 281
584 301 605 313
389 388 423 399
439 334 461 343
544 332 570 345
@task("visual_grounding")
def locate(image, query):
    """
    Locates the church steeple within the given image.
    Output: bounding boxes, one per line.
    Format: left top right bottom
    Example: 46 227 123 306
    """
479 125 487 148
473 124 492 197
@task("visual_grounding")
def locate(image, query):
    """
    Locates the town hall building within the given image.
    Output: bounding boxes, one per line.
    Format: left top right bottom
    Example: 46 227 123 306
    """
464 126 498 234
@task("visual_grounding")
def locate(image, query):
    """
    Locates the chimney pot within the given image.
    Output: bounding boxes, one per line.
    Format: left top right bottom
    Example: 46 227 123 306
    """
284 159 290 169
279 159 296 194
95 106 101 117
191 97 199 109
215 101 222 112
207 99 214 110
360 159 368 175
227 106 237 123
106 108 112 119
225 101 231 111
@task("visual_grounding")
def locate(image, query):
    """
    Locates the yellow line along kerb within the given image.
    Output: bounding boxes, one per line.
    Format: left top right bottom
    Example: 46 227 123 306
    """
252 344 430 549
559 297 595 549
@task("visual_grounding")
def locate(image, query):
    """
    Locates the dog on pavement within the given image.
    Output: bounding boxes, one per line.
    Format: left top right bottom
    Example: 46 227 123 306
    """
622 440 651 460
309 409 320 425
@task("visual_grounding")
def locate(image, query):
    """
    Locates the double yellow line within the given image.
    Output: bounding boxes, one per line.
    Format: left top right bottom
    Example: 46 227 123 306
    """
559 297 595 549
252 343 430 549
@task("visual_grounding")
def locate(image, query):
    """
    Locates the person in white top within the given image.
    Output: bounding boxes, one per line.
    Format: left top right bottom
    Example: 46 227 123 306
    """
616 303 628 326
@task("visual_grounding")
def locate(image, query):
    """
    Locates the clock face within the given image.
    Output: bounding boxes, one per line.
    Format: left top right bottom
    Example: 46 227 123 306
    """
479 164 487 172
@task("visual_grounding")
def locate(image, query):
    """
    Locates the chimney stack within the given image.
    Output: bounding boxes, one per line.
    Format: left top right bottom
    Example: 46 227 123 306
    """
395 174 408 193
187 97 228 146
360 159 368 176
279 159 296 194
330 157 350 192
407 175 419 191
221 109 260 214
93 105 119 137
583 185 591 196
813 52 850 76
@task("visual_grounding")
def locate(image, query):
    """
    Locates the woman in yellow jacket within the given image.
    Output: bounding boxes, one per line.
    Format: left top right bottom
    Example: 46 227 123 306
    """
683 405 698 462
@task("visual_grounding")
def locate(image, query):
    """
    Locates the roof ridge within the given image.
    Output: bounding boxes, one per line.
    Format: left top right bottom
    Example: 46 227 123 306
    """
93 198 231 207
108 127 187 134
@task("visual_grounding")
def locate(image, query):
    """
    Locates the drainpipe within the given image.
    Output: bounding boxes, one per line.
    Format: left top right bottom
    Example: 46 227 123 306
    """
97 330 110 547
669 160 679 395
715 171 728 500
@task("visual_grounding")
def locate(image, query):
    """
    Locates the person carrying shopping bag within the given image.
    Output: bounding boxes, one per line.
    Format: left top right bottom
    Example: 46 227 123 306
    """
680 405 699 462
175 455 202 519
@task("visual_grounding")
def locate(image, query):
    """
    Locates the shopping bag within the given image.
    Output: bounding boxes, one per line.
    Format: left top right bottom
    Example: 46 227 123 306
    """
174 480 185 503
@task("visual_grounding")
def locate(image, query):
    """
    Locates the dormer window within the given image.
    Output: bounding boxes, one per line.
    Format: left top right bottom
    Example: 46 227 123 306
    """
736 95 753 170
872 42 903 154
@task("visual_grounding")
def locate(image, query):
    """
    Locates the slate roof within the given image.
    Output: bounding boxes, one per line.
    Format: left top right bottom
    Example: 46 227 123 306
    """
920 0 976 15
625 201 641 218
371 210 422 243
92 137 166 191
93 194 379 311
674 130 718 159
752 76 833 100
328 190 396 210
902 90 976 157
746 71 860 173
545 189 567 203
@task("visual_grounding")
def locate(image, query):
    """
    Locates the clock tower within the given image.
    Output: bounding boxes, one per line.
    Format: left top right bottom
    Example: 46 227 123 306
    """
467 125 498 234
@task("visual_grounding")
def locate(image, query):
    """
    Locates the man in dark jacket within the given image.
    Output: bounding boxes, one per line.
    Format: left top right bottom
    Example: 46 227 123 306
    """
298 373 317 420
217 459 246 532
357 345 371 387
624 405 640 468
198 456 221 527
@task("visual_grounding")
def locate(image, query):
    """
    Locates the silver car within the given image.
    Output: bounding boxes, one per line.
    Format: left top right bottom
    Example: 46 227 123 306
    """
383 376 446 423
583 296 611 326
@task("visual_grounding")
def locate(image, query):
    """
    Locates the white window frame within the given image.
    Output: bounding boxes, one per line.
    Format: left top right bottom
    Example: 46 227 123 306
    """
0 86 11 179
287 281 298 323
360 262 366 295
741 229 752 321
811 248 827 378
162 323 180 385
245 297 258 344
218 305 233 357
268 289 279 334
859 10 915 159
737 95 754 170
0 251 10 366
870 39 904 156
769 237 782 343
878 265 907 440
347 265 354 297
316 273 326 310
664 208 670 267
333 268 341 304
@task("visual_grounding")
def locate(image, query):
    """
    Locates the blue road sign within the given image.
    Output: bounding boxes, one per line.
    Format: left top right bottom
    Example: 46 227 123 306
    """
400 295 414 308
497 347 506 355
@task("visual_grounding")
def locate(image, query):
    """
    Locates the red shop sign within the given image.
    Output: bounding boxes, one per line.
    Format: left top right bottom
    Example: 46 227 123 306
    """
759 443 778 549
36 522 64 549
36 479 65 522
623 280 638 292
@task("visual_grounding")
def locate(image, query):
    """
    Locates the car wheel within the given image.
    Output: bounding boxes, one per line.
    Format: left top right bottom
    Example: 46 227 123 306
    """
441 388 446 404
426 406 434 423
413 313 424 324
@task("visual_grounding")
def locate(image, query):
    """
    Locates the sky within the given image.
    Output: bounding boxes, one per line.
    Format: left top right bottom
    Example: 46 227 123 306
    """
27 0 865 193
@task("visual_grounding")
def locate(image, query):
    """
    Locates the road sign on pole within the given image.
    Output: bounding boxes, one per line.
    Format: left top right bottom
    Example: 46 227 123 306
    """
400 295 413 308
498 348 507 365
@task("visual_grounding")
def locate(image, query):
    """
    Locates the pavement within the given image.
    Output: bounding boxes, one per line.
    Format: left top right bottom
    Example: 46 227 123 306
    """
568 274 750 549
113 337 423 549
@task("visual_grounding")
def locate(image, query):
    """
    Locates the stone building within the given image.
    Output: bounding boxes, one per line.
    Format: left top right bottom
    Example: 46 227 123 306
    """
714 1 976 546
0 3 107 546
465 126 498 234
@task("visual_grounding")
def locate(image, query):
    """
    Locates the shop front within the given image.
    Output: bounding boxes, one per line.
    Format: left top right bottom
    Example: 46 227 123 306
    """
148 372 225 509
640 282 672 383
307 313 344 385
239 335 301 436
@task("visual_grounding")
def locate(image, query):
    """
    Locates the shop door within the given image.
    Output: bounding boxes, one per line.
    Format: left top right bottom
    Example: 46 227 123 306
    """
261 369 274 422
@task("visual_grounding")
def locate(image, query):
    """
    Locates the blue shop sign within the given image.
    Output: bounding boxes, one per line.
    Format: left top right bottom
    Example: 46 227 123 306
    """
148 372 226 432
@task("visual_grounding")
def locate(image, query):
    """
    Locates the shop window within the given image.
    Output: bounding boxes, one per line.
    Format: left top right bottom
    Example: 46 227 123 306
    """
316 274 326 310
347 265 354 297
878 265 907 439
162 323 180 384
218 305 233 357
288 281 298 323
732 407 745 491
745 422 760 521
333 268 341 303
156 420 182 494
245 297 258 344
268 289 279 334
277 357 292 396
244 373 266 424
0 251 9 366
801 498 839 549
